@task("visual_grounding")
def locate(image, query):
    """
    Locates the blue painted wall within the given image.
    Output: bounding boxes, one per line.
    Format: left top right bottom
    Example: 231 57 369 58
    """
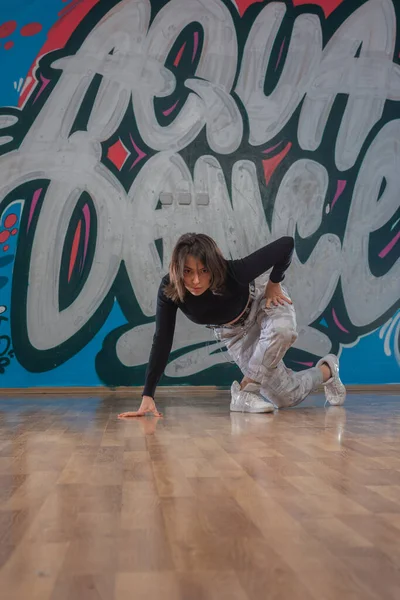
0 0 399 388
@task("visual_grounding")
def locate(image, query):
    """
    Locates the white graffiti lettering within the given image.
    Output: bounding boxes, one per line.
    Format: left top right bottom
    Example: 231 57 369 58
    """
0 0 398 379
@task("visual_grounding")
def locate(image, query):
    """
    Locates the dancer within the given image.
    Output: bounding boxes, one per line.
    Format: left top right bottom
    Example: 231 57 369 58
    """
118 233 345 418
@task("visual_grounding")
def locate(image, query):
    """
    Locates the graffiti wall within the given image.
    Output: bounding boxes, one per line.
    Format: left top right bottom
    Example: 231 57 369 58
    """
0 0 399 389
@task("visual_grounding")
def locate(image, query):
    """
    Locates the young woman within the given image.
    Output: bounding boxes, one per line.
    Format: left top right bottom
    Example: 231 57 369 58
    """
118 233 345 418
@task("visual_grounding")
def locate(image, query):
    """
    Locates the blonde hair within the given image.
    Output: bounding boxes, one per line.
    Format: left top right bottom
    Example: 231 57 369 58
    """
164 233 227 302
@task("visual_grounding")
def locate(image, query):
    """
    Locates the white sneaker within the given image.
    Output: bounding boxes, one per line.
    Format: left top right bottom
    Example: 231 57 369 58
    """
230 381 274 413
317 354 346 406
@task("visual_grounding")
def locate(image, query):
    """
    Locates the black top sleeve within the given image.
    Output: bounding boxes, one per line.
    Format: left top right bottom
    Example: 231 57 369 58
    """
229 236 294 285
142 279 178 398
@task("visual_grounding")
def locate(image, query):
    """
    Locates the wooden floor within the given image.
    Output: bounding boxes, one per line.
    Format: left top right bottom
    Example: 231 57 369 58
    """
0 392 400 600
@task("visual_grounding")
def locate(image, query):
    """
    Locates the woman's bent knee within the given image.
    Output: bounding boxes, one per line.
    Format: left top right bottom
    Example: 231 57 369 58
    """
262 327 297 368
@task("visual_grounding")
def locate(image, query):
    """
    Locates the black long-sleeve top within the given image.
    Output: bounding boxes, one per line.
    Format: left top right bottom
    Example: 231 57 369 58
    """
143 236 294 397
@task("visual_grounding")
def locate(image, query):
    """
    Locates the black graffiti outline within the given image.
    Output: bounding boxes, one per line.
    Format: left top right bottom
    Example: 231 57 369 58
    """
0 0 398 385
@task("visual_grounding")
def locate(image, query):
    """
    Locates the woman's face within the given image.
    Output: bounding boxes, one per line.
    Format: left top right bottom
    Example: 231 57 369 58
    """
183 255 212 296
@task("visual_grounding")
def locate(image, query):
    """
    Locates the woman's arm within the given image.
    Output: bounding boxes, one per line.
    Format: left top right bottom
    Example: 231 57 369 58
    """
143 285 178 398
229 236 294 284
118 279 178 418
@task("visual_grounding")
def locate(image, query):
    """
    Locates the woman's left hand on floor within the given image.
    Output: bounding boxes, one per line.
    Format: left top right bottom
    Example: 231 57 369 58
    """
264 281 292 308
118 395 162 419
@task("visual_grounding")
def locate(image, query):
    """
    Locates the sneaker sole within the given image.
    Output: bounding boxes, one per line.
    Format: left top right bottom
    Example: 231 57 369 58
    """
230 404 274 413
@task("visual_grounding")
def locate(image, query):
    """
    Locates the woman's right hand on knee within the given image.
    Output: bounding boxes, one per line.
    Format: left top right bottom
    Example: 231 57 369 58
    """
264 281 292 308
118 395 162 419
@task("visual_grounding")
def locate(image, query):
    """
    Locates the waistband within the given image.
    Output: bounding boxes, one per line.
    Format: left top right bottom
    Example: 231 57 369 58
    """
206 281 256 330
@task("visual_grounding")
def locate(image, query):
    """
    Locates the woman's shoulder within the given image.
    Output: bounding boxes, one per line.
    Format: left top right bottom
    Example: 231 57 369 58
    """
158 273 171 296
158 273 179 306
224 260 254 289
225 260 243 279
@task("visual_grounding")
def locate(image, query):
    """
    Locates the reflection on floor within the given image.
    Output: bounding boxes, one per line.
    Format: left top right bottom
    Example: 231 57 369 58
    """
0 392 400 599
